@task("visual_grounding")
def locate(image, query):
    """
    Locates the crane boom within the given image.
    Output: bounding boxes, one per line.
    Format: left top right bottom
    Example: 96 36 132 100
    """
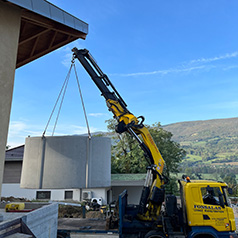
72 48 166 219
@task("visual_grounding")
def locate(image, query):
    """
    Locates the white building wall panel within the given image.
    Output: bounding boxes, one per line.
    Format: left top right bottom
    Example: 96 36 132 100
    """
20 136 111 189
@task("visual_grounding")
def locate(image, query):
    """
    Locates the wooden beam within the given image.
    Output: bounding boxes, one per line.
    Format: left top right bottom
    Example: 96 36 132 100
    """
20 20 27 37
49 31 57 49
19 28 51 45
16 36 78 68
30 36 40 57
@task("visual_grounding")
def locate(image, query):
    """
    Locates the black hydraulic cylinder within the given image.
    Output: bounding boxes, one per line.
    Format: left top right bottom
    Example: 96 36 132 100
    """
138 186 150 214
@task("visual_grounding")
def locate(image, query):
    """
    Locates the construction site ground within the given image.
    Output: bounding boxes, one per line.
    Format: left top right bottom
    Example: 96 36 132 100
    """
58 218 118 237
58 208 119 237
58 217 107 230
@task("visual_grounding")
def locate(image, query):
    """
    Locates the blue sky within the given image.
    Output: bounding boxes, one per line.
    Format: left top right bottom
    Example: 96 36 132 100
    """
8 0 238 147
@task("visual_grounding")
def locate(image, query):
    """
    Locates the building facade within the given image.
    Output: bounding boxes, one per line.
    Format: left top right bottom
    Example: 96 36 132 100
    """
2 145 146 205
2 145 111 204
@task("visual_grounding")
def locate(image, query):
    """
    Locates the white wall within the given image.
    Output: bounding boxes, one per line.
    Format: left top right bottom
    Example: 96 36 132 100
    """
1 184 81 201
72 189 80 201
2 184 109 204
82 187 110 205
112 186 143 204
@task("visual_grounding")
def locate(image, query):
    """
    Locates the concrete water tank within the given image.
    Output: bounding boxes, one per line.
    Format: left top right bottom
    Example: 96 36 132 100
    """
20 136 111 189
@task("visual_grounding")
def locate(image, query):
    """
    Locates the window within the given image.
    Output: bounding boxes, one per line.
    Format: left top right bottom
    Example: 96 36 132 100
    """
222 187 231 207
201 186 221 206
36 191 51 200
65 191 73 200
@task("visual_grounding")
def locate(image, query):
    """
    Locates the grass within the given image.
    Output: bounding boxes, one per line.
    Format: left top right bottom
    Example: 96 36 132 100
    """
216 153 228 158
180 141 192 146
186 154 203 162
192 141 207 146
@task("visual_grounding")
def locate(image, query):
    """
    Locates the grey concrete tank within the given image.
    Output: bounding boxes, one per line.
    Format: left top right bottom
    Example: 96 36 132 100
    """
20 136 111 189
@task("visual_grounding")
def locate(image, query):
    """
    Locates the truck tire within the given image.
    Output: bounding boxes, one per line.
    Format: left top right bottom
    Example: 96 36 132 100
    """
57 235 66 238
57 231 68 238
193 235 215 238
144 230 166 238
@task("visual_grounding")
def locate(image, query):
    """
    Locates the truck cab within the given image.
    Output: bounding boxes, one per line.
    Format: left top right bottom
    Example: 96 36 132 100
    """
180 179 237 238
118 180 237 238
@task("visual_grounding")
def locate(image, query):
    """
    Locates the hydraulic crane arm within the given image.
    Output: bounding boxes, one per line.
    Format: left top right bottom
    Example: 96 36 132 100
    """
72 48 166 219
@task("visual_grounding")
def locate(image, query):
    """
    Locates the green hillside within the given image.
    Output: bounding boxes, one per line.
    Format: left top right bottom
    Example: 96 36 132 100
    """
163 117 238 166
163 117 238 142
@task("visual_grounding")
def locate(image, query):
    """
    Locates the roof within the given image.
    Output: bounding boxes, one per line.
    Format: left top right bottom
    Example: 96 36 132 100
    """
111 174 146 186
180 179 227 187
3 0 88 68
5 145 24 161
189 180 224 184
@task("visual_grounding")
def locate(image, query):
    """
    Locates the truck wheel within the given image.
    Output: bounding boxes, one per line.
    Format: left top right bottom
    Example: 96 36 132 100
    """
193 235 215 238
144 230 166 238
57 235 66 238
57 232 67 238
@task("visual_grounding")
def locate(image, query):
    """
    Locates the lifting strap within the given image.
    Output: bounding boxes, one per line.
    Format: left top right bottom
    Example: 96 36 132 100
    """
73 58 91 139
42 57 91 139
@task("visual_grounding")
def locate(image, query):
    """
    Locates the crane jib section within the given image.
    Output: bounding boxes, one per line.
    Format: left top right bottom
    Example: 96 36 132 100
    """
72 47 166 219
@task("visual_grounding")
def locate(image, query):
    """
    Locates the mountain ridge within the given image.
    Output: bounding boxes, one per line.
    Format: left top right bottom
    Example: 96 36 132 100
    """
162 117 238 143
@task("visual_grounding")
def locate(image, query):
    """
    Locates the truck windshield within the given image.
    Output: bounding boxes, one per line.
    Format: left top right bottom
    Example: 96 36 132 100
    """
201 187 220 206
222 187 231 207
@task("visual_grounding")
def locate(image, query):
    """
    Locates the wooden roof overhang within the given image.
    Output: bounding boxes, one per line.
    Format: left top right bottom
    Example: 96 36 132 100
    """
3 0 88 68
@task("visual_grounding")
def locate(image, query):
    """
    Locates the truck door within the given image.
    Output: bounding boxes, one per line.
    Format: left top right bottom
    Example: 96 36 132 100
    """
201 186 230 232
221 186 236 231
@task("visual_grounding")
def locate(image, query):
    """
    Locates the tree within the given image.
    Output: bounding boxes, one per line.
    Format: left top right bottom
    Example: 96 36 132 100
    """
146 122 186 178
223 173 237 188
165 176 178 195
185 167 193 178
107 119 146 173
106 119 186 178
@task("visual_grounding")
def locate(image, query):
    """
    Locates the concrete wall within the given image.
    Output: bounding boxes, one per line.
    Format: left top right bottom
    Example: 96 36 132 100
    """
21 136 111 189
0 1 21 198
22 203 58 238
0 204 57 237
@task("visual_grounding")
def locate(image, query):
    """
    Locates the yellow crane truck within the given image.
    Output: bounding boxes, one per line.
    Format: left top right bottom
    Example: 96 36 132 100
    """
72 48 237 238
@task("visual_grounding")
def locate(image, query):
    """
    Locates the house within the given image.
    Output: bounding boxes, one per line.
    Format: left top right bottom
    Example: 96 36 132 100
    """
2 145 145 205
